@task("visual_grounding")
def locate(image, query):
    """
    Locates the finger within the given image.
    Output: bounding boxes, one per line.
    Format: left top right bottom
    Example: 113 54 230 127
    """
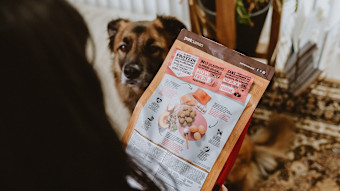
222 184 228 191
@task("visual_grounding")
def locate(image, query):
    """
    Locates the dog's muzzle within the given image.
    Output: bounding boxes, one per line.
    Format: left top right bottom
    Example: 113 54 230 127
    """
121 64 142 86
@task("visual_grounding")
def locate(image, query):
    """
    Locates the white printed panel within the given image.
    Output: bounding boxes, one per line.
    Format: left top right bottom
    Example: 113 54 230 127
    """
131 74 250 172
169 50 199 77
127 131 208 191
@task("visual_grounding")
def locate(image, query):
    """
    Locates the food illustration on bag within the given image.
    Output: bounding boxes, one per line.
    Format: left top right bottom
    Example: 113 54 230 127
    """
177 104 207 148
177 106 196 126
158 110 178 130
177 104 207 143
193 88 211 105
180 94 196 106
157 90 209 148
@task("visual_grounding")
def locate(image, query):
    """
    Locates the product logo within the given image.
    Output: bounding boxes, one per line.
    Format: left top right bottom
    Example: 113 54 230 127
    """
184 36 203 47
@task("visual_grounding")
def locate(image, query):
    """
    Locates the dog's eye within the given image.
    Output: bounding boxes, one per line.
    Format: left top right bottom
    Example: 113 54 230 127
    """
149 45 161 54
119 44 128 53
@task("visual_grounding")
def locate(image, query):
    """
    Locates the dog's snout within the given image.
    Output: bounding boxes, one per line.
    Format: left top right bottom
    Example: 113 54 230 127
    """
123 64 141 79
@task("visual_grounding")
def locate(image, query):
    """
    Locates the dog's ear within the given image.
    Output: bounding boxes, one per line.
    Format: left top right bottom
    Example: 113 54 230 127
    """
107 19 130 50
155 16 186 45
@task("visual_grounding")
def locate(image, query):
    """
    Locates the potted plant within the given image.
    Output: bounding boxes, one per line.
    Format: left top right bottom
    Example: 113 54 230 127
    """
235 0 272 56
194 0 283 56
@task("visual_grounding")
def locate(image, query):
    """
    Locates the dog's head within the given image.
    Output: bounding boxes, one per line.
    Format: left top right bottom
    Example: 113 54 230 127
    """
108 16 186 89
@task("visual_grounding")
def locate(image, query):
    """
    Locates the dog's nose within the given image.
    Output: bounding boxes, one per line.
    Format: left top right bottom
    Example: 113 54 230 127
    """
123 64 141 79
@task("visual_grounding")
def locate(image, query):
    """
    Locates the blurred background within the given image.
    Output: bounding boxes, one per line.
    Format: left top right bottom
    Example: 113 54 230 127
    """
68 0 340 190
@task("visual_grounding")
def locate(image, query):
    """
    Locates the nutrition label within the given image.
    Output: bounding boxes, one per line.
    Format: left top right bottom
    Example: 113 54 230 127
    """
127 131 208 191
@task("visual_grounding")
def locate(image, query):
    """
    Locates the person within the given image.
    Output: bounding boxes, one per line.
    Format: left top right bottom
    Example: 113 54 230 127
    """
0 0 229 190
0 0 162 190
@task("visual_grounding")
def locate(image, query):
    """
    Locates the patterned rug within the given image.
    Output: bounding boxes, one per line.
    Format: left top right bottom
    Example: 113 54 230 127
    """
244 72 340 191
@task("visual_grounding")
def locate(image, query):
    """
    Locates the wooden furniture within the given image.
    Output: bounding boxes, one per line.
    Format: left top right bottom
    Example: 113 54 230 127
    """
215 0 236 49
188 0 282 66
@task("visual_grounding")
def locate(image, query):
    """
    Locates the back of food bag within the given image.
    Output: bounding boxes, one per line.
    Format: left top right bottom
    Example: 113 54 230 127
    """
122 29 274 190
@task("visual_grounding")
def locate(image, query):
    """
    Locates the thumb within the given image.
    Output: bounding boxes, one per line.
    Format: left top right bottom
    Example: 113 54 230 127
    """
212 184 228 191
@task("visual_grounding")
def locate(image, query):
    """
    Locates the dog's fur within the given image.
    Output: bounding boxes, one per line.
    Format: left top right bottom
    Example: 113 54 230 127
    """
107 16 186 112
226 114 295 191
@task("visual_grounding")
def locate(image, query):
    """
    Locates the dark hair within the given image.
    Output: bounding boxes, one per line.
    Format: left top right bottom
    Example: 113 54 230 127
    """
0 0 160 190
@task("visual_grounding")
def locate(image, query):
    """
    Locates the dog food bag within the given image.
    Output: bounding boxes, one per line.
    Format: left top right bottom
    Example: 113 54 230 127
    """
122 29 274 190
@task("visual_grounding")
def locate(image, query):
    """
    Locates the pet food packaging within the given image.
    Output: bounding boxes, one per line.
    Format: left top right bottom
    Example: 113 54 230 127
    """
122 29 274 190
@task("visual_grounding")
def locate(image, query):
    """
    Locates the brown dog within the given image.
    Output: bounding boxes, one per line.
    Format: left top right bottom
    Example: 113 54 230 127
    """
107 16 186 112
226 114 295 191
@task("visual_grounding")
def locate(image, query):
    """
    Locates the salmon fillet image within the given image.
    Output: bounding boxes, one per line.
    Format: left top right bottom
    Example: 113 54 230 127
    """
193 88 211 105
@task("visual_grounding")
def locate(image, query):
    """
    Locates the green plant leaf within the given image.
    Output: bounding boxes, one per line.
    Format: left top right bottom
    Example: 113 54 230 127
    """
236 0 252 25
